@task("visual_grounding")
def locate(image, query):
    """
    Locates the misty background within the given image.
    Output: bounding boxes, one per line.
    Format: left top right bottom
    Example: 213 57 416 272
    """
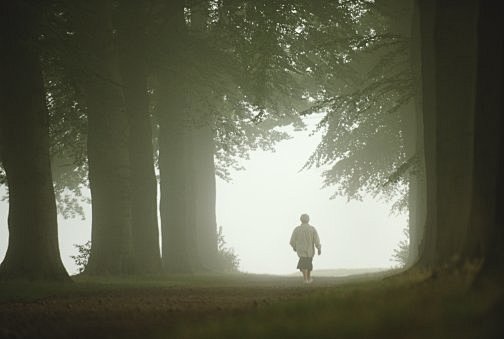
0 116 406 275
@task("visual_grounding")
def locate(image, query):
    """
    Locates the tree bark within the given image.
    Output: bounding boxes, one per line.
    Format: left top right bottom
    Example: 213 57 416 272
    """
414 0 478 269
408 0 426 266
71 0 133 275
414 0 437 268
190 0 219 270
466 1 504 281
192 125 219 270
0 2 70 281
157 0 201 273
159 110 199 273
431 0 478 267
117 1 161 274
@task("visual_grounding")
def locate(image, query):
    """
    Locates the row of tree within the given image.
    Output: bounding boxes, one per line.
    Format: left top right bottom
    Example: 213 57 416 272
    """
1 0 502 284
304 0 504 283
0 0 373 280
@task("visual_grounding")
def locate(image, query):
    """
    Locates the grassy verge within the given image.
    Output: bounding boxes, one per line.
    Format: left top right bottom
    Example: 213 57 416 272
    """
0 271 393 302
169 271 504 339
0 272 247 302
1 271 502 338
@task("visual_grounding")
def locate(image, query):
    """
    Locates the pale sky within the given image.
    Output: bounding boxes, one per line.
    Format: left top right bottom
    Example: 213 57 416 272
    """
0 119 407 275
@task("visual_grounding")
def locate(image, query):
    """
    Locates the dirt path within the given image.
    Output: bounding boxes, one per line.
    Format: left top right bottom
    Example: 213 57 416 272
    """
0 274 358 339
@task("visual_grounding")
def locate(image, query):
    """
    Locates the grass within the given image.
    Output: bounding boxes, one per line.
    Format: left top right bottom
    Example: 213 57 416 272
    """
0 270 502 339
0 270 391 302
0 272 264 302
169 271 504 339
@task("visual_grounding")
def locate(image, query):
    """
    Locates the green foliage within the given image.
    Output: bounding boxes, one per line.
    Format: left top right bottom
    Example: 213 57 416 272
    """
214 114 293 181
391 227 409 267
216 226 240 272
301 2 418 211
70 241 91 273
164 1 313 178
37 0 392 193
40 12 90 219
207 1 384 181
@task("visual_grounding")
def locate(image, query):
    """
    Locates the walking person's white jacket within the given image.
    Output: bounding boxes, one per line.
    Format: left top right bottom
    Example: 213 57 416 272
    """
290 223 321 258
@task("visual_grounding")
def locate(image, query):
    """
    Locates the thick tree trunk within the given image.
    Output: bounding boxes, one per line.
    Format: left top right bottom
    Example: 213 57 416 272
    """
157 0 201 273
401 98 419 266
190 0 219 270
159 113 199 273
406 0 426 266
71 0 133 275
0 2 70 281
415 0 478 269
158 0 219 273
478 114 504 283
117 1 161 274
466 1 504 281
431 0 478 267
414 0 437 268
192 125 218 270
85 87 132 275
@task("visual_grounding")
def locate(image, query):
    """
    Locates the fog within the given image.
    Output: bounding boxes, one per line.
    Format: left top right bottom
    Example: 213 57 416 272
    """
2 1 503 338
0 118 405 275
217 119 407 275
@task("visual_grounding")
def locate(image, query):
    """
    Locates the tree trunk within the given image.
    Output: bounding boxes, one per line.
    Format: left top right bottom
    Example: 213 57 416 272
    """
157 0 201 273
159 113 199 273
0 2 70 281
71 0 133 275
408 0 426 266
431 0 478 268
466 1 504 282
117 1 161 274
414 0 478 269
401 97 418 266
192 125 219 270
414 0 437 268
190 0 219 270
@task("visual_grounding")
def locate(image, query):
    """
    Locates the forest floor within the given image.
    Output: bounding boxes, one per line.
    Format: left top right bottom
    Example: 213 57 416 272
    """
0 270 503 339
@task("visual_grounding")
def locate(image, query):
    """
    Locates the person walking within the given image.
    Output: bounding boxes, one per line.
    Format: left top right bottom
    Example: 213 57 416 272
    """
290 213 321 284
